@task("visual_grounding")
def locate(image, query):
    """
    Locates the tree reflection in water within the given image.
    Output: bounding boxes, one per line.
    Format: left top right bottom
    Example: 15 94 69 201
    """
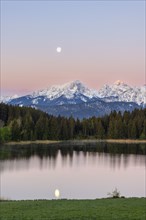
0 142 145 172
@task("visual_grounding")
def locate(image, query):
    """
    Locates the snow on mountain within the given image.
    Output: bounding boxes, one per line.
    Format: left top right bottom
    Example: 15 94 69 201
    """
98 80 146 105
0 94 19 104
1 81 99 106
31 80 99 100
1 80 143 118
1 80 145 108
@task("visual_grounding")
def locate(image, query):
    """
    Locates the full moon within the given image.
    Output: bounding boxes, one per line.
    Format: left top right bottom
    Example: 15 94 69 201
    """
56 47 62 53
55 189 60 198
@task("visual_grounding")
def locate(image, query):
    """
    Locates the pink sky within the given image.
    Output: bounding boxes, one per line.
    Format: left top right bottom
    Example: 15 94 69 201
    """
1 1 145 96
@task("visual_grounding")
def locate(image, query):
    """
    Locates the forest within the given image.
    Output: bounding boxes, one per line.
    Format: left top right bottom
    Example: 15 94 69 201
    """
0 103 146 142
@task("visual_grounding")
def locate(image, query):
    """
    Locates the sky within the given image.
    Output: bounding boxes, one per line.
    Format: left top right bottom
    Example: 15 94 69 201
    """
1 0 145 96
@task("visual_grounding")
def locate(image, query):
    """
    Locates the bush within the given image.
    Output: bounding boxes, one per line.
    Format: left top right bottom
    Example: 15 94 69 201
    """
107 188 121 198
0 127 11 142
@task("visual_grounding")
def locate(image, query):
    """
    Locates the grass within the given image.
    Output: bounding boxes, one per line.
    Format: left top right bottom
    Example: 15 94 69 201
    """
0 198 146 220
4 139 146 146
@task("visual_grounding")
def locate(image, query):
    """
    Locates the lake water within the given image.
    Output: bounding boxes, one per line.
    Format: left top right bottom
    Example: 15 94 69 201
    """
0 142 145 200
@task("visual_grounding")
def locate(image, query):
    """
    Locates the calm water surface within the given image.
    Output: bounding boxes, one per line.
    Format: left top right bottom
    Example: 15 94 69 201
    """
0 143 145 200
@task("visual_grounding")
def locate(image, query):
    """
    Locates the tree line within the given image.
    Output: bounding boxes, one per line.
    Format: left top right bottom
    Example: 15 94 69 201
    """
0 103 146 142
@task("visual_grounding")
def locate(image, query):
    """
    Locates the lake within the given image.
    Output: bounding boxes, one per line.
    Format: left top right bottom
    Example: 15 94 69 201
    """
0 142 145 200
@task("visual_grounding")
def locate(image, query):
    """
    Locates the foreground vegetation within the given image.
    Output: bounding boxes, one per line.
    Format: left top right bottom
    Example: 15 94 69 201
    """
0 103 146 142
0 198 146 220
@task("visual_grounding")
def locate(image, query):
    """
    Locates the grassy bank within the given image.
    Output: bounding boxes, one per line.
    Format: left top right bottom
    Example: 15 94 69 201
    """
4 139 146 145
0 198 146 220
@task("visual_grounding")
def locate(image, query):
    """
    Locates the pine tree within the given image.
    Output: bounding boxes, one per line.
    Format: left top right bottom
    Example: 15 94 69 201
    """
96 119 105 139
130 120 137 139
11 119 20 141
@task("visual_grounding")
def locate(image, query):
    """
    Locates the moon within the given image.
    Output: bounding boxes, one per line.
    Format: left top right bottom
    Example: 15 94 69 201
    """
56 47 62 53
55 189 60 198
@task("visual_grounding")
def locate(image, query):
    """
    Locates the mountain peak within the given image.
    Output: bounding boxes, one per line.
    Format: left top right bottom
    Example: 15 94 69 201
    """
114 80 125 86
70 80 82 85
2 80 145 108
31 80 98 101
62 80 85 90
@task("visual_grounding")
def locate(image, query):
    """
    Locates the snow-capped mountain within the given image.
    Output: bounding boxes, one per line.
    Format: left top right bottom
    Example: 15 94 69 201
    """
7 80 100 107
30 80 99 103
1 80 145 118
0 94 19 104
98 80 146 105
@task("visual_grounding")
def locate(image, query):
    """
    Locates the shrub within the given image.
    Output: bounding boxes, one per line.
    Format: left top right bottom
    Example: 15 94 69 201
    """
107 188 121 198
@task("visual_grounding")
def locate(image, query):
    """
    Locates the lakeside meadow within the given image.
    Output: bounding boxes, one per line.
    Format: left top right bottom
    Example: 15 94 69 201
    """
1 198 146 220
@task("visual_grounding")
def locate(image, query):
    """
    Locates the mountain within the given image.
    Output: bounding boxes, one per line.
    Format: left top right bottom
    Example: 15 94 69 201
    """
36 100 139 119
98 80 146 106
0 95 19 104
30 80 99 104
1 80 144 119
8 80 100 107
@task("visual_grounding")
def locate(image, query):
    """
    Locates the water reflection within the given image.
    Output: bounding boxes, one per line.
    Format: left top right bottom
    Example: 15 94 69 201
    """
0 143 145 172
0 143 145 200
0 142 145 160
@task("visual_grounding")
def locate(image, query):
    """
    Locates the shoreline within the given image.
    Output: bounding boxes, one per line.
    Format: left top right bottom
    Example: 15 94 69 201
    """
0 197 145 202
2 139 146 145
